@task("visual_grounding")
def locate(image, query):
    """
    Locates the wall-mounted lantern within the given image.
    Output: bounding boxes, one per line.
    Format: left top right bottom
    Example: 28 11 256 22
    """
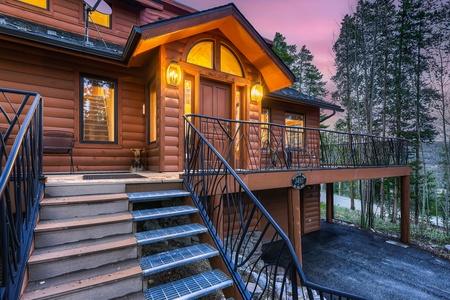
166 61 181 87
250 82 263 102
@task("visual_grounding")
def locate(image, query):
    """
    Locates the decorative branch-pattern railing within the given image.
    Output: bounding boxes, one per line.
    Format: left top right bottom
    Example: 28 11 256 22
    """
184 116 365 300
188 114 408 172
0 88 44 300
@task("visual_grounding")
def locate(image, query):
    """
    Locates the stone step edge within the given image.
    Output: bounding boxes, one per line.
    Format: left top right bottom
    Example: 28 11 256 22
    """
28 236 136 265
35 212 132 233
21 265 142 300
41 193 128 206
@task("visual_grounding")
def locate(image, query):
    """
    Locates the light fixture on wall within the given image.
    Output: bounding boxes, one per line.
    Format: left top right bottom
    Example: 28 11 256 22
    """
166 61 181 87
250 82 263 102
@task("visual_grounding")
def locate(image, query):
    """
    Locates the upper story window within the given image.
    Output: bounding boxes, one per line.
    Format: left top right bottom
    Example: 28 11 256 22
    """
89 9 111 28
80 75 117 143
261 108 270 148
17 0 47 9
186 40 243 77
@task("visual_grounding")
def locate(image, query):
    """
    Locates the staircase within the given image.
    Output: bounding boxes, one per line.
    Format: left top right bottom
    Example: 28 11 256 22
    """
21 181 232 300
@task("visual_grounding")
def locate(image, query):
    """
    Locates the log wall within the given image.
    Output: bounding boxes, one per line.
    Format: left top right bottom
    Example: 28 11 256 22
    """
0 39 147 172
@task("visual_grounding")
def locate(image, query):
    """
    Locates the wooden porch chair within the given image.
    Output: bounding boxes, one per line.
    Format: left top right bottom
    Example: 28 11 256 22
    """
43 130 75 173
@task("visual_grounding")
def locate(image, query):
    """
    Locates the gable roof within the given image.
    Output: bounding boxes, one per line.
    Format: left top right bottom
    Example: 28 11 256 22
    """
124 3 295 91
267 88 344 112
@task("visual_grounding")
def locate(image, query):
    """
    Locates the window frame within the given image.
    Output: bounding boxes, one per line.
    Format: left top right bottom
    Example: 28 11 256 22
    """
284 112 305 150
80 73 118 144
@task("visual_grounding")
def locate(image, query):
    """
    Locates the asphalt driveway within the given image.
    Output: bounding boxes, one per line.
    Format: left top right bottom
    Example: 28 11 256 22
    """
301 221 450 300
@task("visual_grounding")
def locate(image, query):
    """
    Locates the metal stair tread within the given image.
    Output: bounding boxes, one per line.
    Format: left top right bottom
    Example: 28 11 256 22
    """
127 190 190 202
41 193 128 205
136 224 207 245
131 205 198 221
28 235 137 264
35 212 132 232
141 243 218 276
23 259 141 298
144 269 232 300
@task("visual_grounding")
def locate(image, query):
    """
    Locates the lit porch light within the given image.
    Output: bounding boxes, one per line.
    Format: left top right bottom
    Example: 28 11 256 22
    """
251 82 263 102
166 61 181 87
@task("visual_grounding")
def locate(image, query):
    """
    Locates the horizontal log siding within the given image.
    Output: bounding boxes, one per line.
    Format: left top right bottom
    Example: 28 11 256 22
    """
301 185 321 234
1 0 143 46
0 39 147 172
258 188 289 243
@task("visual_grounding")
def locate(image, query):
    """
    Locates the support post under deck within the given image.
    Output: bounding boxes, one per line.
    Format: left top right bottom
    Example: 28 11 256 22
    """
400 175 411 244
326 183 334 223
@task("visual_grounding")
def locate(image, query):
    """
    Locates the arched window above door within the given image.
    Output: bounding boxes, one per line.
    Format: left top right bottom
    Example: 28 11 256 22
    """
220 45 243 77
186 41 213 69
186 40 244 77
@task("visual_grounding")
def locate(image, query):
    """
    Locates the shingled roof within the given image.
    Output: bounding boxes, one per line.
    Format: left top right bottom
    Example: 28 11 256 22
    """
268 88 344 112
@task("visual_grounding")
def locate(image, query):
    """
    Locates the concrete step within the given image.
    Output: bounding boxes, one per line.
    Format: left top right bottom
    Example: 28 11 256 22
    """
128 190 190 203
135 224 207 246
34 212 133 248
144 269 232 300
141 243 218 276
22 260 142 300
28 234 137 281
40 193 129 220
131 205 198 222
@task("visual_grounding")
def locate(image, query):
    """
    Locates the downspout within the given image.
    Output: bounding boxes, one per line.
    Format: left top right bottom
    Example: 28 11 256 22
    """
320 109 337 123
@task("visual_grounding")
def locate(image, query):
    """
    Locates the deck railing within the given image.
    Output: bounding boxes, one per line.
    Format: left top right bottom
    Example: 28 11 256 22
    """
184 116 365 299
0 88 44 300
187 114 408 172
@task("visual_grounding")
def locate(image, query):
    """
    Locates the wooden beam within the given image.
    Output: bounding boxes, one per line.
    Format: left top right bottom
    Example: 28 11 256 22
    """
326 183 334 223
287 188 302 265
241 166 412 191
400 175 411 244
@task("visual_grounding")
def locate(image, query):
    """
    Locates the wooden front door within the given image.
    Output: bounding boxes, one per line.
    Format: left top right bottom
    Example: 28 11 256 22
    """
199 79 232 164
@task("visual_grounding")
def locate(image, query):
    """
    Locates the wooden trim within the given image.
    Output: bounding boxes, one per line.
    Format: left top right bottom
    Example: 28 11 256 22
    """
240 167 412 191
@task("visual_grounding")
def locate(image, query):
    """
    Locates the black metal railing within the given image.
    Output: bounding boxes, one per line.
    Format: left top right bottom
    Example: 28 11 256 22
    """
0 88 44 300
187 114 408 172
184 116 365 299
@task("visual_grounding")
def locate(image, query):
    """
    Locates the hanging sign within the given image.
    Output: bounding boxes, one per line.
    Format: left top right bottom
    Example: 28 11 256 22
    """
291 173 307 190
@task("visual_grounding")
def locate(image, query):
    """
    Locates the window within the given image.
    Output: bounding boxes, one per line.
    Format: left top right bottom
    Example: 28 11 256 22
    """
187 41 213 69
186 40 243 77
220 45 243 77
89 10 111 28
81 75 117 143
261 108 270 148
285 112 305 149
149 82 157 143
17 0 47 9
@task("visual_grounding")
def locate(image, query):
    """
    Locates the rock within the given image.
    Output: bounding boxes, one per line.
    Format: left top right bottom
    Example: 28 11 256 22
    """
246 282 263 297
444 245 450 252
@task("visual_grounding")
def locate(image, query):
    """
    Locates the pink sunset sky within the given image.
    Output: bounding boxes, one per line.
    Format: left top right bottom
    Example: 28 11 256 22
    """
176 0 358 98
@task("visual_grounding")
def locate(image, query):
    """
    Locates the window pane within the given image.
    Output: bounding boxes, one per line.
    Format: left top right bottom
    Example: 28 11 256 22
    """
184 79 192 115
220 45 243 77
82 76 116 142
18 0 47 9
261 108 270 148
149 82 156 143
90 10 111 28
187 41 213 69
285 113 304 149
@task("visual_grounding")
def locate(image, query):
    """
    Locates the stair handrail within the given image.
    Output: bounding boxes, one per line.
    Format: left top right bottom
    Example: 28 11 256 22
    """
183 116 365 300
0 88 44 300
